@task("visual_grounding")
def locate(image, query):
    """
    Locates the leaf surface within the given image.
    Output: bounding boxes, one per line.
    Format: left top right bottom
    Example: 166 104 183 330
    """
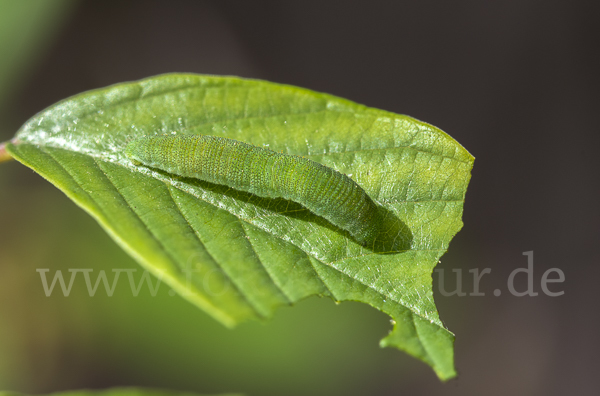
5 74 473 380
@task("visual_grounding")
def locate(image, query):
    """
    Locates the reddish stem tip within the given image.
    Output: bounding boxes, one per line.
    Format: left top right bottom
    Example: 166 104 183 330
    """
0 141 13 163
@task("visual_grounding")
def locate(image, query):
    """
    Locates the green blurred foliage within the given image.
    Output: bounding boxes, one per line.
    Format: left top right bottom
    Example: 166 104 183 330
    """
0 387 243 396
0 0 76 116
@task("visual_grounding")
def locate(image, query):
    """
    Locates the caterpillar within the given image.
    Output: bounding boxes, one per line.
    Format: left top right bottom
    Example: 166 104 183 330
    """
125 134 382 245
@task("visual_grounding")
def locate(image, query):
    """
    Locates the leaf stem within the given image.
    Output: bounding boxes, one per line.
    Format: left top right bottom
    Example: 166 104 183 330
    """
0 141 14 163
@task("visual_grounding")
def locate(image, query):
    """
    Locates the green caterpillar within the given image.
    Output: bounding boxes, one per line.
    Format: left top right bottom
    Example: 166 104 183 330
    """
125 134 382 245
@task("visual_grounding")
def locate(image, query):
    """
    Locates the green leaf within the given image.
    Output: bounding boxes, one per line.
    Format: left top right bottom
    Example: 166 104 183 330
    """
0 0 76 110
0 387 242 396
4 74 473 380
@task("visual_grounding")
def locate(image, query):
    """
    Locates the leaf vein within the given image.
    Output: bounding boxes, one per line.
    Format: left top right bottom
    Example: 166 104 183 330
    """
165 185 267 318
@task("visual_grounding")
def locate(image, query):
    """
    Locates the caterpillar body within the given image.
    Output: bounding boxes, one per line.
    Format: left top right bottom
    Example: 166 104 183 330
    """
125 135 382 245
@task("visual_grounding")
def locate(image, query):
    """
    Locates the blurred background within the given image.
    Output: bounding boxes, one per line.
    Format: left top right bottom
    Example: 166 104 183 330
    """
0 1 598 395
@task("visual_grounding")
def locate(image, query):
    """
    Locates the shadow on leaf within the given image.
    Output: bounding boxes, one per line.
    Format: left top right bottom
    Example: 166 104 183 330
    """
150 168 412 254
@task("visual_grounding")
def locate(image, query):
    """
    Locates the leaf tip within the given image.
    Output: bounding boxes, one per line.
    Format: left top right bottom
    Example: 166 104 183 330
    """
379 318 457 382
